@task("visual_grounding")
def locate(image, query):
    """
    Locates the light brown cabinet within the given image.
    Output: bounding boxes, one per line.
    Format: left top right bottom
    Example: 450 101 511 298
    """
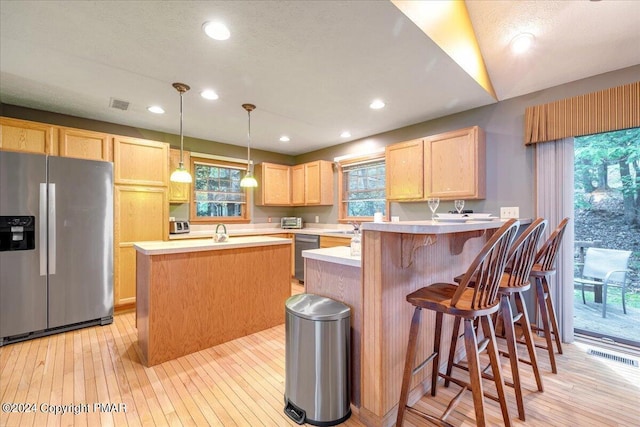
113 136 169 309
254 162 291 206
0 117 56 155
291 164 305 205
320 235 351 248
114 185 168 308
386 138 424 201
291 160 334 206
304 161 333 205
168 148 191 203
59 127 111 161
113 136 169 187
258 160 334 206
386 126 486 201
424 126 485 200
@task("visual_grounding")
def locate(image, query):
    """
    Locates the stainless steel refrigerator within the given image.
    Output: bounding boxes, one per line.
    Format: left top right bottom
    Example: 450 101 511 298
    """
0 151 113 345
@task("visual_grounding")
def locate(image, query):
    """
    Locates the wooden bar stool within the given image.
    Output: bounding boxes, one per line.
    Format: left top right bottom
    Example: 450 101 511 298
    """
396 219 519 427
529 217 569 374
446 218 548 421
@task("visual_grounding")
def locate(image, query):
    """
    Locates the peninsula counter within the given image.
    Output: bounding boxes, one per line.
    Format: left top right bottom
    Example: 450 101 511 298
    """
358 220 508 427
134 236 292 366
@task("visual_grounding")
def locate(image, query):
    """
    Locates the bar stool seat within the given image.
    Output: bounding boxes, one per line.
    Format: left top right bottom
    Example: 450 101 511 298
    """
447 218 548 421
396 219 519 427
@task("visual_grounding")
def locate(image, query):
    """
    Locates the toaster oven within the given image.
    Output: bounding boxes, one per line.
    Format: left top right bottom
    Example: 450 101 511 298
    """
281 217 303 229
169 220 190 234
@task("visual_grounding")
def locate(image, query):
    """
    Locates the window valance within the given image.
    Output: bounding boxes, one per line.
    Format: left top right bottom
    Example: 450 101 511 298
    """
524 81 640 145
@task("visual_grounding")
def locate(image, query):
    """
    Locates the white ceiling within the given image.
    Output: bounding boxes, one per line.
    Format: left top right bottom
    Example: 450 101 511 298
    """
1 1 639 156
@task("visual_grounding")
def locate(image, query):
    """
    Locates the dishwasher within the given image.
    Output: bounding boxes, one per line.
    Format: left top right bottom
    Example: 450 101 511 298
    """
294 234 320 283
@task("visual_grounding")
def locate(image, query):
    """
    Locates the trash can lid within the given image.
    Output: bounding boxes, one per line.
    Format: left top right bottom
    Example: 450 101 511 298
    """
285 293 351 321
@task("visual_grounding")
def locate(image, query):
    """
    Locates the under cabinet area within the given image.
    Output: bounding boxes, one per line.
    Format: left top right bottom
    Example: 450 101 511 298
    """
386 126 486 201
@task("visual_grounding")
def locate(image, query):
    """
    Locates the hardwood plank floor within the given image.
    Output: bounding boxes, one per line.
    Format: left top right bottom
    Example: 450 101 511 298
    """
1 283 638 426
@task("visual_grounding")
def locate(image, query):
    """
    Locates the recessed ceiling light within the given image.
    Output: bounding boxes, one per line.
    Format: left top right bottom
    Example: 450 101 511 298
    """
203 21 230 40
279 136 290 142
147 106 165 114
340 131 351 138
370 99 385 110
200 90 219 100
510 33 534 54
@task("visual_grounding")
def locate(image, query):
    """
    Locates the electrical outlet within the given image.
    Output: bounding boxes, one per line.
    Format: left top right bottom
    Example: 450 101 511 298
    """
500 207 520 219
315 216 320 223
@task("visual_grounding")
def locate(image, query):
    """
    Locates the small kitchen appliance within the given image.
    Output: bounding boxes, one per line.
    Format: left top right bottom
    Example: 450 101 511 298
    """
281 217 303 229
169 220 190 234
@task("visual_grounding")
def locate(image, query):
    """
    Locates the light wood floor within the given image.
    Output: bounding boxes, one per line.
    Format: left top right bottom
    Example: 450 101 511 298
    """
1 283 639 426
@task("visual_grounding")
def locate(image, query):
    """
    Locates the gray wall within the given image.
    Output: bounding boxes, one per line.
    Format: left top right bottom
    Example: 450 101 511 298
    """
293 65 640 223
3 65 639 225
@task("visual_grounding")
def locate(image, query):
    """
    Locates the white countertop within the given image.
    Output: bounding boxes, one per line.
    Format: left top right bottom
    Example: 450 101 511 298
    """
361 218 530 234
302 246 361 268
134 236 292 255
169 226 355 240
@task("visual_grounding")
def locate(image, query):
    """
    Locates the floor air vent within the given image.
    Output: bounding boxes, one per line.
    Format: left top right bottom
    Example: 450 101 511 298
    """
587 349 639 367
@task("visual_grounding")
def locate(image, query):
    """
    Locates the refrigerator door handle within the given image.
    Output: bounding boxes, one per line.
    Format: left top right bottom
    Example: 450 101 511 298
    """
48 183 56 275
39 183 47 276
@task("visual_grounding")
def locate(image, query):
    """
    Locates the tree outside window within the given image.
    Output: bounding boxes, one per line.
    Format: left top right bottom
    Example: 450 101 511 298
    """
339 157 386 221
190 158 250 223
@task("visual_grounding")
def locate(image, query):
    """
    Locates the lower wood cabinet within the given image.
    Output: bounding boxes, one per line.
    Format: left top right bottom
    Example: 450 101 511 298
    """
114 185 168 308
320 236 351 248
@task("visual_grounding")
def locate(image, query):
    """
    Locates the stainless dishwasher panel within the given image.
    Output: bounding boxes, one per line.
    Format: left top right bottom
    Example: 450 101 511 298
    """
294 234 319 282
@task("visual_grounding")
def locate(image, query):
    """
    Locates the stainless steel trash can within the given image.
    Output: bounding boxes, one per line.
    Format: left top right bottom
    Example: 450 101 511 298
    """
284 293 351 426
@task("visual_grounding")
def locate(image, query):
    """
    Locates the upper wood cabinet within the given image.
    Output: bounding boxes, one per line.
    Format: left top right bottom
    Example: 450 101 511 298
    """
254 162 291 206
168 148 191 203
0 117 56 155
424 126 485 200
59 127 111 161
386 138 424 201
304 160 333 205
113 136 169 186
291 164 305 205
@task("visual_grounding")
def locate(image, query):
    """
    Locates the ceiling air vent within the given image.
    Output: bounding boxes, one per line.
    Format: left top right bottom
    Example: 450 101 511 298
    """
109 98 130 111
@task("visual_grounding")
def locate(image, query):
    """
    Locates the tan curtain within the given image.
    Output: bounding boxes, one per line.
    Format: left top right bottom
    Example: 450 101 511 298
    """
525 81 640 145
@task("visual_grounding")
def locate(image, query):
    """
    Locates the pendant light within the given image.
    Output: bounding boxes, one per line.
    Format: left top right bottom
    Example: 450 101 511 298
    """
169 82 192 183
240 103 258 188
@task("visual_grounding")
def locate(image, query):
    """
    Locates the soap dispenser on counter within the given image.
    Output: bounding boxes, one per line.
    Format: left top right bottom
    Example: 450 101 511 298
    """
350 223 361 257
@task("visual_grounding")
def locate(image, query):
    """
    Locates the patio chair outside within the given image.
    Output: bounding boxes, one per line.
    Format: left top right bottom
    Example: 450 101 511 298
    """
574 247 632 318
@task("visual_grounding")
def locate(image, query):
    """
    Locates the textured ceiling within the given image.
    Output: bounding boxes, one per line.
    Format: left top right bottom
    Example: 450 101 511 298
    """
1 1 639 155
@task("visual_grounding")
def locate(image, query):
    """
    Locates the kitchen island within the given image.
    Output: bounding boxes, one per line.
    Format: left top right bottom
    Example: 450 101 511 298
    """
304 220 511 427
134 236 292 366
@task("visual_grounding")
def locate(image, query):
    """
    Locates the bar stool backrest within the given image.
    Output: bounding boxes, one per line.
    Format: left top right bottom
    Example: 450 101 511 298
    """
504 218 548 287
453 219 519 310
534 217 570 272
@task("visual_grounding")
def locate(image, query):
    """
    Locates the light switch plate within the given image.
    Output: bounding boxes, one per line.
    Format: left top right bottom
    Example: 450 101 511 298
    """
500 207 520 219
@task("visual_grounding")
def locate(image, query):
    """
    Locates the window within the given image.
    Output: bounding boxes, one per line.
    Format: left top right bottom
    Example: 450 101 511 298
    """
190 157 250 223
339 156 386 221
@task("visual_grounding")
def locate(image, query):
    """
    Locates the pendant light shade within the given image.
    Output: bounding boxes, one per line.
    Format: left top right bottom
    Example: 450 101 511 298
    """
240 103 258 188
170 82 193 183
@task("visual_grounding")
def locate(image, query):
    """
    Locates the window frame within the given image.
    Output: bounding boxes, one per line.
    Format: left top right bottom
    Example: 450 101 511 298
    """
338 153 388 223
189 156 251 224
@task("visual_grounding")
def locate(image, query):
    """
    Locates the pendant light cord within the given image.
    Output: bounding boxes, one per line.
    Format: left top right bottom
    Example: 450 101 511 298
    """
179 90 184 166
246 108 251 172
